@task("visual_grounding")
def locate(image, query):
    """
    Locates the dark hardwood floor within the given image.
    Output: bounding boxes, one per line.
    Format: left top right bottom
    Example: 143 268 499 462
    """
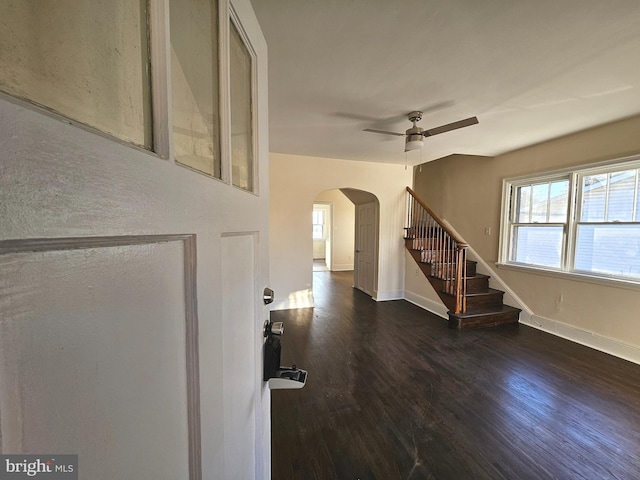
270 271 640 480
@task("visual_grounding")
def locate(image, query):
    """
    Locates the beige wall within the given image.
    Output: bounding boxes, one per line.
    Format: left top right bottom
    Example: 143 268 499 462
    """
409 114 640 361
270 153 412 310
314 189 355 270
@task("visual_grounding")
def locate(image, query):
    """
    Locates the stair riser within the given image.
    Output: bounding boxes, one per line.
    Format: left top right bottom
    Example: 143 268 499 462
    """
430 262 477 278
432 276 490 295
448 312 520 330
466 292 504 309
429 277 488 295
466 276 489 294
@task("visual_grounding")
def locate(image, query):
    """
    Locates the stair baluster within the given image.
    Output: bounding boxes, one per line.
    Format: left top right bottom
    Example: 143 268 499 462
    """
405 187 467 314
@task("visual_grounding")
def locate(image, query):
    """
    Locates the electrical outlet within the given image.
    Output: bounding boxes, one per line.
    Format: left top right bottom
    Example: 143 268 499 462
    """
484 227 491 236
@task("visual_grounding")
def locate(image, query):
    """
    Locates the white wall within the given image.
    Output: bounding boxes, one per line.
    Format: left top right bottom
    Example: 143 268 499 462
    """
314 190 355 270
270 153 412 310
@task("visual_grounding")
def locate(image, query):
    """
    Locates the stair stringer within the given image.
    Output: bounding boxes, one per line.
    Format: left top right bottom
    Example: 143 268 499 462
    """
404 240 458 312
404 250 449 319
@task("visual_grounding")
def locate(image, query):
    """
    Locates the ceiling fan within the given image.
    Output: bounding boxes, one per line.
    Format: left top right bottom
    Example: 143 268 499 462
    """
363 111 479 152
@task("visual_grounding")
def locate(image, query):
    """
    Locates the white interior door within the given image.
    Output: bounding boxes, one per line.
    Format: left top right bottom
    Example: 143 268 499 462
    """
354 202 378 296
0 1 270 478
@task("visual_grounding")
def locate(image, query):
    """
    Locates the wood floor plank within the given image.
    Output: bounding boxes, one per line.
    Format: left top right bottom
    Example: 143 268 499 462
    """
271 271 640 479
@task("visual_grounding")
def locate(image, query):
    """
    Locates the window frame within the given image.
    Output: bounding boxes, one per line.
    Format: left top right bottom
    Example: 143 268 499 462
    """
507 175 571 270
227 5 258 194
499 155 640 287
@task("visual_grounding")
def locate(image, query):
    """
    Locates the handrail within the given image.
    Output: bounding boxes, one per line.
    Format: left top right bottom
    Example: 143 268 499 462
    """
406 187 468 247
405 187 468 314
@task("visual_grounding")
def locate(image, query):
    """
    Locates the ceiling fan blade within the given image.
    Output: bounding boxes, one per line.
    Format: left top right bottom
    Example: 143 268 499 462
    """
363 128 405 137
424 116 479 137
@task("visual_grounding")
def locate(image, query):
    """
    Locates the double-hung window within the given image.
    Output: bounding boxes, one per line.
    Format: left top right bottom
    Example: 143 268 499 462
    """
508 178 570 268
574 166 640 278
312 210 325 240
500 156 640 283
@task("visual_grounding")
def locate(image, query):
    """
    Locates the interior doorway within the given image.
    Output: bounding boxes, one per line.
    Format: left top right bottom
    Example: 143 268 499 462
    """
312 188 379 297
312 202 332 271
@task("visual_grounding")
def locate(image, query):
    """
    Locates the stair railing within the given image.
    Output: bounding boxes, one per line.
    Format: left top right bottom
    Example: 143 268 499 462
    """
405 187 468 314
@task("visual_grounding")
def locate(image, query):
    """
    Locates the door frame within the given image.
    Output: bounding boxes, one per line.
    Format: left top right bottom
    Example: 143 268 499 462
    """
312 202 332 269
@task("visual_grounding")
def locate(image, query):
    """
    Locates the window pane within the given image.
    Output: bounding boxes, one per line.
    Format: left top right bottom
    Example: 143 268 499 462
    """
312 210 324 224
0 1 151 148
230 21 253 191
575 224 640 279
170 0 220 177
581 174 607 221
312 225 324 240
607 170 636 222
515 186 531 223
548 180 569 222
510 226 563 268
531 183 549 222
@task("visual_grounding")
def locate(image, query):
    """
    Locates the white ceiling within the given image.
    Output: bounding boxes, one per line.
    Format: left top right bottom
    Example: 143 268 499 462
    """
249 0 640 165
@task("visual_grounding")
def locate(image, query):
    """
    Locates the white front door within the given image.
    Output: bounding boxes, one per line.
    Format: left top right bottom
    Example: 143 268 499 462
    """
0 1 270 479
354 202 378 296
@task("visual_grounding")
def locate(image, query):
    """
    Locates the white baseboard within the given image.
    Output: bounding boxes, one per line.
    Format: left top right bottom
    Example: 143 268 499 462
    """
403 291 448 319
404 290 640 365
373 290 404 302
331 264 354 271
523 315 640 365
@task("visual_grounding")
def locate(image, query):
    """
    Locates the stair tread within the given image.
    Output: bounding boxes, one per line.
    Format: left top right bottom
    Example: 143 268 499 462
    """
449 305 521 318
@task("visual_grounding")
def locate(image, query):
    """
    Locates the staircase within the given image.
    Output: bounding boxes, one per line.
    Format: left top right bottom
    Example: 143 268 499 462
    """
405 187 520 330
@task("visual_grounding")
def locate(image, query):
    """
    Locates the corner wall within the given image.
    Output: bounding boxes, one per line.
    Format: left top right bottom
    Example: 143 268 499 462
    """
408 114 640 363
270 153 412 310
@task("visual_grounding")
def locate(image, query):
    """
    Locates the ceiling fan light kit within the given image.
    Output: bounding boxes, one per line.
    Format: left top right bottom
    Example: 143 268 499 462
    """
363 109 479 153
405 135 424 151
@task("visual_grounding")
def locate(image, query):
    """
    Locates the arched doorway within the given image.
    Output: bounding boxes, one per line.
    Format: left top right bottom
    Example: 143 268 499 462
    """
312 188 380 297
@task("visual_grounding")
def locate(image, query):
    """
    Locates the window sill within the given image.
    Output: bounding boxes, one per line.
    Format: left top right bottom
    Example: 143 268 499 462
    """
495 262 640 291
